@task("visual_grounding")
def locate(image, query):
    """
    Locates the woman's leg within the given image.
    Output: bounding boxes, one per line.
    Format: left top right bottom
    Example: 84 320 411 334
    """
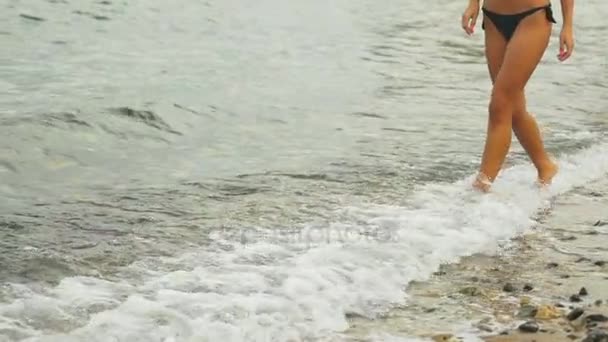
474 9 554 191
483 20 553 176
474 14 507 191
512 94 558 183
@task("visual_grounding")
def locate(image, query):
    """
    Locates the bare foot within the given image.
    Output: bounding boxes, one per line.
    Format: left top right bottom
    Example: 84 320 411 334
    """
537 157 559 186
472 172 492 193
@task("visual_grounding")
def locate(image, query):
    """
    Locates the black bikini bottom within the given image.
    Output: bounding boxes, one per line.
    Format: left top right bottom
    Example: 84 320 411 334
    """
481 4 557 41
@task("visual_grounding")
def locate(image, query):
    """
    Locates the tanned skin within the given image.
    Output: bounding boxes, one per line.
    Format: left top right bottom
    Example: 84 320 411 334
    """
460 0 574 192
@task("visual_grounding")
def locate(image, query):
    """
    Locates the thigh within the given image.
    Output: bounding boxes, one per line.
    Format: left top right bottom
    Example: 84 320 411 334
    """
483 16 507 84
493 11 552 93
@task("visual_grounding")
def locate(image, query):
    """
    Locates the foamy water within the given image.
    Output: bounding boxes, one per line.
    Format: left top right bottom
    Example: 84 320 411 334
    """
1 142 607 342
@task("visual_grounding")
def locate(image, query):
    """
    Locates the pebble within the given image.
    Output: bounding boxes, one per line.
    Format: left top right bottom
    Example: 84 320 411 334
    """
523 284 534 292
476 324 493 333
431 334 457 342
582 330 608 342
459 286 482 296
571 294 583 302
586 314 608 322
580 287 589 296
547 262 559 269
595 261 606 267
518 321 539 333
567 308 585 321
503 283 516 293
596 300 603 306
535 305 561 320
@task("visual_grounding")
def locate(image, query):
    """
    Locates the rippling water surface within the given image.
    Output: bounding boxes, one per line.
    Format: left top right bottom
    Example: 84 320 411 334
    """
0 0 606 341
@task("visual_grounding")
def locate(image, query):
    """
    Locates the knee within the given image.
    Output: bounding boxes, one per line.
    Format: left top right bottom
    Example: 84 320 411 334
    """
512 110 529 125
488 85 516 127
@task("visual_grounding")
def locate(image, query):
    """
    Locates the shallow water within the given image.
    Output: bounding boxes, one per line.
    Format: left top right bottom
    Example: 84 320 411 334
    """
341 177 608 342
0 0 607 341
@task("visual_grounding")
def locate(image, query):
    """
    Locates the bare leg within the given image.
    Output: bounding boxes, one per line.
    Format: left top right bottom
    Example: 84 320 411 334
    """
512 94 558 184
482 18 556 183
474 9 556 191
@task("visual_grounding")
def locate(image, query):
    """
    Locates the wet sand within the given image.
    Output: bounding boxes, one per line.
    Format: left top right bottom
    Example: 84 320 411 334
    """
343 177 608 342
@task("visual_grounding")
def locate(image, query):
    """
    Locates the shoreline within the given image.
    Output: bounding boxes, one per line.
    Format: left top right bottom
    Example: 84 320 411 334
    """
342 177 608 342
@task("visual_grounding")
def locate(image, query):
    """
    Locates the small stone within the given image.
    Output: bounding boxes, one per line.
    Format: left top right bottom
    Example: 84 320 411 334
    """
523 284 534 292
571 294 583 302
586 314 608 322
477 324 493 332
431 334 456 342
567 308 585 321
595 300 603 306
577 257 592 263
594 261 606 267
535 305 561 320
459 286 482 296
518 321 540 333
594 220 607 227
582 330 608 342
503 283 517 292
561 274 571 279
556 303 566 308
424 307 437 313
547 262 559 269
500 331 509 335
520 296 532 306
560 235 577 241
567 334 579 340
580 287 589 296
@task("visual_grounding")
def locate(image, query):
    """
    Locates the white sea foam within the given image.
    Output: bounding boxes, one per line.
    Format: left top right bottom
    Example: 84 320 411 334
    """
2 142 608 342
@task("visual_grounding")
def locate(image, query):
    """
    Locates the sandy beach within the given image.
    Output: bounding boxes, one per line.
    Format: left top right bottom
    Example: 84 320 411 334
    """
343 177 608 342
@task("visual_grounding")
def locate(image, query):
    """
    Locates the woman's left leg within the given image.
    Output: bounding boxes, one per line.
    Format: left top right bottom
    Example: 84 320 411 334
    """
512 92 558 183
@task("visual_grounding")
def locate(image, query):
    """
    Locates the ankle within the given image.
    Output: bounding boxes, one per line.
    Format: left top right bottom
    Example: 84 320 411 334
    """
536 156 556 171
